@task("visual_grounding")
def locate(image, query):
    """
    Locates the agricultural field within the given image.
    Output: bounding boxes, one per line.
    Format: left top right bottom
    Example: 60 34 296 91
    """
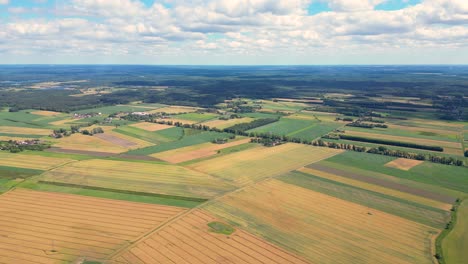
319 151 468 195
150 105 200 114
114 125 183 144
442 199 468 264
0 188 185 263
129 122 173 131
151 138 252 163
172 112 219 122
127 131 233 155
204 179 437 264
189 143 342 186
113 209 308 264
202 117 254 129
0 152 74 170
40 159 235 199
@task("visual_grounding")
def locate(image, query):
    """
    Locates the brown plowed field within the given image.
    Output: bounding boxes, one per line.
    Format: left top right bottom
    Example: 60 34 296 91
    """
113 209 309 264
0 189 186 263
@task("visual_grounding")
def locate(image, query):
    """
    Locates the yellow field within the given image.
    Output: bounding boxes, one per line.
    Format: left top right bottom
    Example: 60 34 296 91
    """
384 158 424 171
0 188 185 263
41 159 234 199
188 143 343 186
202 117 254 129
0 152 74 170
204 179 437 264
130 122 173 131
52 133 128 153
0 126 50 136
345 130 463 154
49 118 75 126
151 138 252 163
100 128 154 149
149 106 199 114
298 167 451 210
113 209 308 264
30 110 62 116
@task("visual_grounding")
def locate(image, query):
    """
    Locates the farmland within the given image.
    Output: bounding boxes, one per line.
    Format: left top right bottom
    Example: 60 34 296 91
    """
189 143 343 186
204 179 437 264
0 188 185 263
113 209 308 264
40 159 235 199
0 65 467 264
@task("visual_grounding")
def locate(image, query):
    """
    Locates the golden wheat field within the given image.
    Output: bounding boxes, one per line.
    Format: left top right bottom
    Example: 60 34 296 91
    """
0 152 74 170
149 106 200 114
151 138 252 163
129 122 173 131
0 188 185 263
204 179 437 264
0 126 51 136
384 158 424 171
41 159 234 199
112 209 309 264
188 143 343 186
202 117 254 129
30 110 62 116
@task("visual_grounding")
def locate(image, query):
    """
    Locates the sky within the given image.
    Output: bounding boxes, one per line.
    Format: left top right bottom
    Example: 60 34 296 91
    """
0 0 467 64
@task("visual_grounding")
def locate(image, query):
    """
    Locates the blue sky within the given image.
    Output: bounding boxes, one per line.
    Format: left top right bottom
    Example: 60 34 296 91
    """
0 0 467 64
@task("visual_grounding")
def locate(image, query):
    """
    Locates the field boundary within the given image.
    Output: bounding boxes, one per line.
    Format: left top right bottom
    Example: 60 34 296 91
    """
37 181 209 202
435 199 461 264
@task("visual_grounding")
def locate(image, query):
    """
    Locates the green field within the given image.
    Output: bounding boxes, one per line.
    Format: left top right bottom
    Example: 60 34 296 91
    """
76 105 152 115
442 199 468 264
174 112 218 122
345 125 460 142
17 182 200 208
127 131 233 155
0 110 65 128
321 151 468 194
248 117 315 135
279 171 449 228
114 125 182 143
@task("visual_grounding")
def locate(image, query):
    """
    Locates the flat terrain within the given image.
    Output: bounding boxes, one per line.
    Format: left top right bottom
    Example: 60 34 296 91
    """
130 122 173 132
202 117 254 129
151 138 251 163
205 179 437 264
0 189 185 263
384 158 424 171
442 199 468 264
41 159 234 199
189 143 343 186
113 209 309 264
0 152 74 170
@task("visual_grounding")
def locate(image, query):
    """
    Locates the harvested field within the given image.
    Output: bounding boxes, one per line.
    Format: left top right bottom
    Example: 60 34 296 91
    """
306 163 455 204
385 158 424 171
41 159 234 199
150 106 199 114
0 126 50 136
205 179 438 264
0 188 185 263
202 117 254 129
94 133 137 148
113 209 308 264
130 122 173 131
53 133 129 153
0 152 74 170
151 138 251 163
30 110 62 116
189 143 342 186
155 118 198 125
46 147 115 157
49 118 75 126
297 167 452 211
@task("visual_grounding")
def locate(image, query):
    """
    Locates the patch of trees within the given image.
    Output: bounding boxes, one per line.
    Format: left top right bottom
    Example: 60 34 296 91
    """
0 140 50 153
223 118 279 133
338 134 443 152
312 140 464 166
465 150 468 157
346 122 388 129
250 137 284 147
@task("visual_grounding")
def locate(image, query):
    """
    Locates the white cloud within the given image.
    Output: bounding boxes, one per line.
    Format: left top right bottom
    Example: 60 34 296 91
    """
0 0 467 63
0 0 9 5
